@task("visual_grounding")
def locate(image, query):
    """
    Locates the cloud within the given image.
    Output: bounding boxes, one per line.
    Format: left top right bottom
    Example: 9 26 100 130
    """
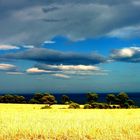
26 66 70 78
1 0 140 44
2 48 106 65
21 45 34 49
0 44 34 51
0 63 17 71
110 47 140 62
52 65 99 71
43 40 55 44
26 63 108 78
107 26 140 39
0 45 20 50
6 72 24 75
26 67 51 74
51 73 70 79
36 64 100 71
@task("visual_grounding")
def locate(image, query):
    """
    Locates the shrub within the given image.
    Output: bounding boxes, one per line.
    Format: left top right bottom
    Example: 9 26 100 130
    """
113 105 116 109
84 104 91 109
123 102 130 108
104 104 109 109
127 99 135 106
68 103 80 109
90 102 109 109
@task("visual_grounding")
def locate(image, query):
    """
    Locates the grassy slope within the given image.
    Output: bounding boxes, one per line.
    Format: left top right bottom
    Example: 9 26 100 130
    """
0 104 140 140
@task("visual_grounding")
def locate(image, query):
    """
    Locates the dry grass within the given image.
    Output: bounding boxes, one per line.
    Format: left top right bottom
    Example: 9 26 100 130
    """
0 104 140 140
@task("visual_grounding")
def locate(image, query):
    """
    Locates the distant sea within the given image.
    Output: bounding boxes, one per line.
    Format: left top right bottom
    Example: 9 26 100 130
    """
14 93 140 106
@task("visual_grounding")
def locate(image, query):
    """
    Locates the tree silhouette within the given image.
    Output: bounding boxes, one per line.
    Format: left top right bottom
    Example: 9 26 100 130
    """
87 93 99 103
41 94 57 106
106 94 116 105
61 95 70 104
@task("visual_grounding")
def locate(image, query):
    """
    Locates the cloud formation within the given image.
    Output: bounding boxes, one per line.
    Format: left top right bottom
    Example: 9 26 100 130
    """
2 48 106 65
110 47 140 62
0 44 34 51
1 0 140 44
26 67 51 74
0 63 17 71
36 64 100 71
51 73 70 79
26 63 108 78
0 45 19 50
6 72 24 75
43 40 55 44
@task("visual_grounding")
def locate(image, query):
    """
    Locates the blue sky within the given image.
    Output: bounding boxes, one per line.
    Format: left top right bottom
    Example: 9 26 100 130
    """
0 0 140 93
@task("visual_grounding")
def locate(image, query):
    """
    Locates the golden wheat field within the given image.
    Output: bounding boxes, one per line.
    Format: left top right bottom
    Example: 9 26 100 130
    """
0 104 140 140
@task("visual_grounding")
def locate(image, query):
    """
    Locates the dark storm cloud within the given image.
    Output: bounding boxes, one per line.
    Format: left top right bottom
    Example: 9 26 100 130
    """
1 48 106 65
0 0 140 44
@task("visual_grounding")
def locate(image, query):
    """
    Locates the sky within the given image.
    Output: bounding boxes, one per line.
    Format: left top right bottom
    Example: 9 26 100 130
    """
0 0 140 93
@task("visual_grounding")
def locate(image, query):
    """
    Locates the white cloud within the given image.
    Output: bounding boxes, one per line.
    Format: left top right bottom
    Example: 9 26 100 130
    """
22 45 34 49
0 63 17 71
111 47 140 58
117 48 135 57
43 40 55 44
0 45 19 50
51 73 70 79
110 47 140 62
26 64 108 77
0 44 34 51
6 72 24 75
26 67 51 74
46 64 100 71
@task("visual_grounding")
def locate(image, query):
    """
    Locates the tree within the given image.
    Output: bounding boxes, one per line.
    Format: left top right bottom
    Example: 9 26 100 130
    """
127 99 135 106
84 104 91 109
29 98 40 104
32 93 44 104
61 95 70 104
0 96 4 103
106 94 116 105
14 95 26 103
68 102 80 109
117 92 129 107
41 94 57 106
0 94 26 103
87 93 99 103
123 102 129 108
3 94 14 103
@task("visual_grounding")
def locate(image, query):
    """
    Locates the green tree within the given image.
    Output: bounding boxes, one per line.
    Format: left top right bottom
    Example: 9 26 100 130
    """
127 99 135 106
29 98 40 104
106 94 116 105
61 95 70 104
68 102 80 109
41 94 57 107
33 93 44 103
117 92 129 107
87 93 99 103
14 95 26 103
